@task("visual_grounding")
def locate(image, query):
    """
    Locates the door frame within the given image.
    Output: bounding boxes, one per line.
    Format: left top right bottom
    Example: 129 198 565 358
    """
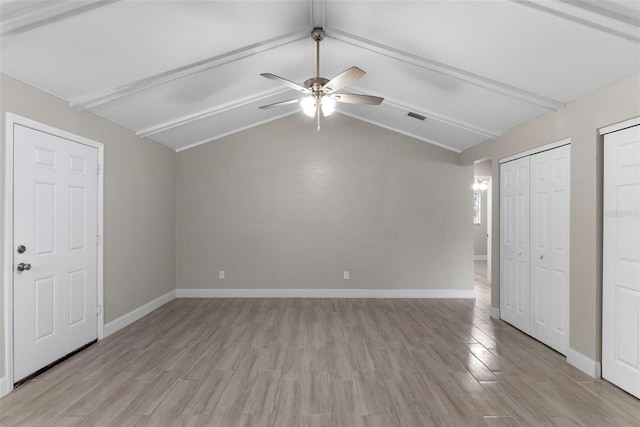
2 112 104 395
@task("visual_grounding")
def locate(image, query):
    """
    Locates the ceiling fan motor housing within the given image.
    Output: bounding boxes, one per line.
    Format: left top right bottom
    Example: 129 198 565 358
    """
304 77 329 94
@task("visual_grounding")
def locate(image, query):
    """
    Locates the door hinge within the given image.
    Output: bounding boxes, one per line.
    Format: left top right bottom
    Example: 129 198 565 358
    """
97 234 103 245
97 305 102 316
97 164 101 175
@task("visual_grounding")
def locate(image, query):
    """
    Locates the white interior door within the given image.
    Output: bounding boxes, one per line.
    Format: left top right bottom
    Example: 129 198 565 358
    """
530 145 570 355
603 125 640 399
500 156 530 333
13 124 99 382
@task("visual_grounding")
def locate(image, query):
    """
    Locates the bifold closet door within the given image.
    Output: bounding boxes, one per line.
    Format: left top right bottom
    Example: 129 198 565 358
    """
500 156 530 333
530 145 570 355
603 125 640 399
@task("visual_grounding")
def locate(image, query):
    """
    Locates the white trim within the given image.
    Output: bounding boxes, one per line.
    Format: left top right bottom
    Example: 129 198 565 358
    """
599 117 640 135
0 376 9 398
326 27 564 111
3 113 105 392
511 0 640 44
1 0 118 37
474 255 488 261
174 110 300 152
357 91 500 139
175 288 476 299
103 290 176 337
567 348 602 378
335 110 461 153
137 87 291 137
490 306 500 320
499 137 571 164
69 29 309 110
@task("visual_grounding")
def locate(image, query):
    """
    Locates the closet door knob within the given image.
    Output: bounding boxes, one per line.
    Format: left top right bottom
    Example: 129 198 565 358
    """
539 255 544 260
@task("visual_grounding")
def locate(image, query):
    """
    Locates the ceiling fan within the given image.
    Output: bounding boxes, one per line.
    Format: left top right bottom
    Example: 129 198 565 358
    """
259 28 383 130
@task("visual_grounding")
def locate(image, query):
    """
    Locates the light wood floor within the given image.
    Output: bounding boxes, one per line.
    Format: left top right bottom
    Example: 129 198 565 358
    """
1 261 639 426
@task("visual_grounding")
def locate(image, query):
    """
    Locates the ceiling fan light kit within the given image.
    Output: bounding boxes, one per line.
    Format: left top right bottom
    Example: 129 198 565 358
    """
259 27 383 130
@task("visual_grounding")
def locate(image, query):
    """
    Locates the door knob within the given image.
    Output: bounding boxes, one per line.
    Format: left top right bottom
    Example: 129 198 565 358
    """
17 263 31 272
17 245 26 254
539 255 544 260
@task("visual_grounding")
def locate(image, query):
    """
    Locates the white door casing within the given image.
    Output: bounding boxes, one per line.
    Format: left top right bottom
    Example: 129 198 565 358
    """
530 145 570 355
487 179 492 285
603 125 640 399
500 156 530 333
9 118 102 384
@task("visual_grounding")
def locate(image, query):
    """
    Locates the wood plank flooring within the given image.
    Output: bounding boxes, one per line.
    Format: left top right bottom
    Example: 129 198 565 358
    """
1 261 639 426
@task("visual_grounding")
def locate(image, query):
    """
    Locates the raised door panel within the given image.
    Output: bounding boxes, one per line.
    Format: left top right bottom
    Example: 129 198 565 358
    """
603 125 640 398
530 145 570 355
500 156 530 333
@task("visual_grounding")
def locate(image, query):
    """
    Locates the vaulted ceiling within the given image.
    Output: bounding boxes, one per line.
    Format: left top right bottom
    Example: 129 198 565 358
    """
2 1 639 152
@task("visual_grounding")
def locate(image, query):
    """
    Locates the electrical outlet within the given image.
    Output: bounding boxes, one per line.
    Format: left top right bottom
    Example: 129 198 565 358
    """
219 271 225 279
343 271 350 280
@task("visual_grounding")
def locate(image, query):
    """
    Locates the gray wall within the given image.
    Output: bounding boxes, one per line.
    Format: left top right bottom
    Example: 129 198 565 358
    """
176 113 474 292
460 71 640 362
473 160 491 257
473 188 487 257
0 74 176 378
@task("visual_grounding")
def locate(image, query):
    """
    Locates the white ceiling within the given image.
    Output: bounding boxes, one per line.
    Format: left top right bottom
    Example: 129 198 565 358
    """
1 0 639 153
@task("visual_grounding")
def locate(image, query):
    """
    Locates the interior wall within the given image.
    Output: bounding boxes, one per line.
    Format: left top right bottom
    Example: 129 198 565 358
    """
0 74 176 379
473 160 491 257
473 188 488 257
176 113 474 292
460 71 640 362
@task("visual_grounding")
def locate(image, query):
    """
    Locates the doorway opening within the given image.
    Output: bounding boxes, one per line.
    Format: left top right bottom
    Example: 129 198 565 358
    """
473 159 492 312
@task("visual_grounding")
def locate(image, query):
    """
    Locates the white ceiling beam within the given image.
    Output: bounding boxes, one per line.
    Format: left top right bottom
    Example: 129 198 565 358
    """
1 0 119 37
335 110 461 153
511 0 640 43
174 110 301 153
325 27 565 111
137 87 293 138
348 86 500 140
311 0 325 29
69 28 310 110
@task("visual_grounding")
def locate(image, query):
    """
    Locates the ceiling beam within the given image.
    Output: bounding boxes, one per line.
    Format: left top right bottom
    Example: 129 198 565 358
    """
511 0 640 43
348 86 500 140
137 87 293 138
335 109 461 153
174 110 301 153
325 27 565 111
69 28 310 110
1 0 119 37
311 0 325 29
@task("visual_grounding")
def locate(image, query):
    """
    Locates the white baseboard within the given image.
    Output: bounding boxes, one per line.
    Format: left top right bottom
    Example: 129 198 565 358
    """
175 288 476 299
0 376 9 398
567 348 601 378
103 290 176 337
490 306 500 319
474 255 488 261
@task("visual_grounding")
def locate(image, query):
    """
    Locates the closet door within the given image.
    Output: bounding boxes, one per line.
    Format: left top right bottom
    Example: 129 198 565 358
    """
500 156 530 333
603 125 640 398
530 145 570 355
